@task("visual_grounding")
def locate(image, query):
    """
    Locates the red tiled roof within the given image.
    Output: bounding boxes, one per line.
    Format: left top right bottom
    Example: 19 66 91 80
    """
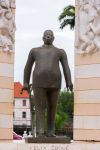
14 82 29 98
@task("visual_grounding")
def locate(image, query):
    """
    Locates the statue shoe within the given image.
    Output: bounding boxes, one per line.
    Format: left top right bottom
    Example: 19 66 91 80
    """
46 133 56 137
37 133 46 137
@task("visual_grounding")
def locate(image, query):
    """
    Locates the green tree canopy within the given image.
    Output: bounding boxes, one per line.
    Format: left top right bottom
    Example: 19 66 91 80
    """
59 5 75 29
55 90 74 130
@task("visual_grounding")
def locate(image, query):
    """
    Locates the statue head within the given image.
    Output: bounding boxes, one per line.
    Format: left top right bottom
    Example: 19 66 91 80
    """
43 30 54 45
5 9 12 20
0 0 10 9
10 0 16 9
95 0 100 14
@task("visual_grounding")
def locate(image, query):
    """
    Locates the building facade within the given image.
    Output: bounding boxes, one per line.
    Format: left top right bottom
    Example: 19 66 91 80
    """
14 82 31 128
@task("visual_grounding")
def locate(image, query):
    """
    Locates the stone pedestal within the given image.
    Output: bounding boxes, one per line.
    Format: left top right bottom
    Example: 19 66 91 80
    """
25 137 70 143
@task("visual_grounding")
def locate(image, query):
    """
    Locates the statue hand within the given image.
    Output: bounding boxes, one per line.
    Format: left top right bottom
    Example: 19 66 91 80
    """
21 83 29 94
23 83 29 90
67 83 73 92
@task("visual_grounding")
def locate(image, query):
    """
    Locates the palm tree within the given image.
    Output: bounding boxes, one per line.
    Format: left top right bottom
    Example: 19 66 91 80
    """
59 5 75 30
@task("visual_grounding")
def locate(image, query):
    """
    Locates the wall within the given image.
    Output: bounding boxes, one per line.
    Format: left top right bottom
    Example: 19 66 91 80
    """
0 0 15 141
74 0 100 141
14 98 31 126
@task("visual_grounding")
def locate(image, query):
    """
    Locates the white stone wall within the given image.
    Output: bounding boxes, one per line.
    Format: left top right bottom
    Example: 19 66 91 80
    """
74 0 100 141
14 98 31 126
0 0 15 141
75 0 100 54
0 0 16 52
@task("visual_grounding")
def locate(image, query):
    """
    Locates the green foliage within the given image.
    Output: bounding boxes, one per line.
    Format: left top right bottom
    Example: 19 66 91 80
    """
55 112 69 130
57 90 74 117
59 5 75 29
55 90 74 130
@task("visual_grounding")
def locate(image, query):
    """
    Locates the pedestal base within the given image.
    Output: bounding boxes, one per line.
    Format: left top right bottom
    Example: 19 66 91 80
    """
25 136 70 143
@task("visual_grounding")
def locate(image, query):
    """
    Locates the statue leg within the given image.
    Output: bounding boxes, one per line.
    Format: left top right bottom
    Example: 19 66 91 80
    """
33 88 47 137
46 88 60 137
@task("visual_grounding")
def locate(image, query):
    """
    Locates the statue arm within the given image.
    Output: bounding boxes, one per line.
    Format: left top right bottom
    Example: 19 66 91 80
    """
24 49 34 86
60 50 73 91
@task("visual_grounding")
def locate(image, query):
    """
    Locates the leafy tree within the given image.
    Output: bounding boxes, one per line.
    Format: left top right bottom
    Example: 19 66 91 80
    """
59 5 75 29
57 90 74 117
55 90 74 130
55 112 69 130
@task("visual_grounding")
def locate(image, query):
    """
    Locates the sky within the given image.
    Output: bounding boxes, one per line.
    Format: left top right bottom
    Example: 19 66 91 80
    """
15 0 75 89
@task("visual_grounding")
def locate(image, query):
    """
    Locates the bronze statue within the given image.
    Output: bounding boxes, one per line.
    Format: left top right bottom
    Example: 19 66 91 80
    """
23 30 73 137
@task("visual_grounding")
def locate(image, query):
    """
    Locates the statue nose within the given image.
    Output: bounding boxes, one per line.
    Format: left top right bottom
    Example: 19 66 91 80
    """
47 36 50 39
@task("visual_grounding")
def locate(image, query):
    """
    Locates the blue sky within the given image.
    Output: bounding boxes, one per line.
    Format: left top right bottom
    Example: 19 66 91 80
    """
15 0 75 89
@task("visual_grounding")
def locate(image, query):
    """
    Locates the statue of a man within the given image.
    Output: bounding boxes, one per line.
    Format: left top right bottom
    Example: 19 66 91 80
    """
23 30 73 137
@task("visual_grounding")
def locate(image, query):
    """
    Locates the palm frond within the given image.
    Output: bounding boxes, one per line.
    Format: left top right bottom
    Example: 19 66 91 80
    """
60 18 75 30
59 5 75 30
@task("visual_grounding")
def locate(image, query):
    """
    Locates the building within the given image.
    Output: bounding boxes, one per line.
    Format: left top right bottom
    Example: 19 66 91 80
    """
13 82 31 129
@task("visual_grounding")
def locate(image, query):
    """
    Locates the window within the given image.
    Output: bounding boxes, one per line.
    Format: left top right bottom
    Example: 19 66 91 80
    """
22 112 26 118
23 100 26 106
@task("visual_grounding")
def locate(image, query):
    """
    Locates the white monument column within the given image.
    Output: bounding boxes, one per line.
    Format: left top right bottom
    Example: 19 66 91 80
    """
74 0 100 141
0 0 15 141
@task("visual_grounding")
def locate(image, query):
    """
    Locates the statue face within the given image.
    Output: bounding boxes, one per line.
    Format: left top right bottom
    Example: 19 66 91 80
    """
0 0 10 8
43 30 54 45
5 9 12 20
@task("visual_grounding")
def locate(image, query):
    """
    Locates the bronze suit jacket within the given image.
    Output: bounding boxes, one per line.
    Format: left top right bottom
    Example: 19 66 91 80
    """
24 45 72 89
